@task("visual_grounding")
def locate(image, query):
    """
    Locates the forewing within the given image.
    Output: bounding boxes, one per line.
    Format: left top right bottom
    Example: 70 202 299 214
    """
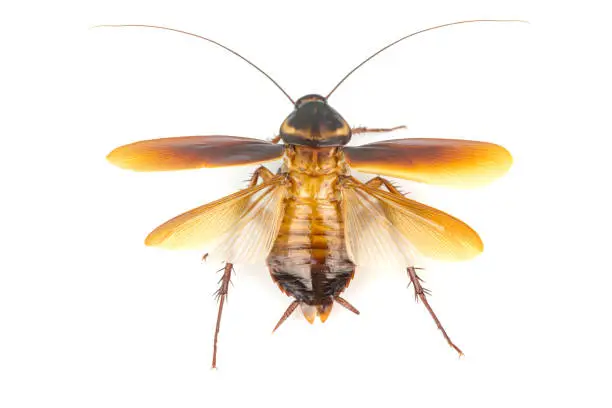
107 136 284 171
344 138 512 187
145 176 287 264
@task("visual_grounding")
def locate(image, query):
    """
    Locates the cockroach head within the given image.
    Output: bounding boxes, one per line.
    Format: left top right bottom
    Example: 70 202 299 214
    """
279 94 352 147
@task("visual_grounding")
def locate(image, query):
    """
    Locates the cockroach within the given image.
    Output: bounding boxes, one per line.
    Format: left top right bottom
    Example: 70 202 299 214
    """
102 20 522 368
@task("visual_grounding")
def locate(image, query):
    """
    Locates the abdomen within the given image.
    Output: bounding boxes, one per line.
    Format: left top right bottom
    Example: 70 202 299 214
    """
266 197 355 305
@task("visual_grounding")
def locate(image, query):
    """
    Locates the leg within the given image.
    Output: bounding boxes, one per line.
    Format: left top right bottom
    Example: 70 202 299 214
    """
352 125 406 135
211 262 233 368
208 166 276 367
269 135 281 144
407 266 463 356
365 175 463 357
364 176 405 196
247 165 275 187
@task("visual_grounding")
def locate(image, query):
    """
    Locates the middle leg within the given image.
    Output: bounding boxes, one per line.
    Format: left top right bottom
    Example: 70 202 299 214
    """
247 165 275 187
364 176 404 195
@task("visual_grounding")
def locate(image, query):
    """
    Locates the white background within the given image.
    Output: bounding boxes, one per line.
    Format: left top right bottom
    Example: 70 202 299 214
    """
2 0 611 407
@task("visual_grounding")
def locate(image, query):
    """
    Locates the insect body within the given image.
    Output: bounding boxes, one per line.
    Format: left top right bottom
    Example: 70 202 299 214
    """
269 94 354 324
103 20 521 367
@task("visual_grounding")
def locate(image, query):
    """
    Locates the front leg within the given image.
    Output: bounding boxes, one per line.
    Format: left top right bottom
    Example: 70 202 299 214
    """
364 175 464 357
352 125 406 135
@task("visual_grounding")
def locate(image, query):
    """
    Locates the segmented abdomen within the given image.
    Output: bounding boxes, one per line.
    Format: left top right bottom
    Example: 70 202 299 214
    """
266 198 355 304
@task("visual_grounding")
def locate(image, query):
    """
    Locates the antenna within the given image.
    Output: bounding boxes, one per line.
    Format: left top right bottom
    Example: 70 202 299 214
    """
93 24 295 104
326 19 527 99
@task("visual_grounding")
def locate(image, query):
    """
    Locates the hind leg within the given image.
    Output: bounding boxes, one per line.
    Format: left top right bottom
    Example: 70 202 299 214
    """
406 266 463 356
364 176 464 357
211 262 233 368
209 166 275 368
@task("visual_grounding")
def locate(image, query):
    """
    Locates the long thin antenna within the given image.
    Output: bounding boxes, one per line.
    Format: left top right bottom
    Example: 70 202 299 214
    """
326 19 527 99
93 24 295 105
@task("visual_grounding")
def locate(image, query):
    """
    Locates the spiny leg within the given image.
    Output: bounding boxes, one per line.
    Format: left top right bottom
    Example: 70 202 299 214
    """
364 176 405 196
211 262 234 368
407 266 463 356
365 175 463 357
352 125 406 135
247 165 275 187
209 166 276 367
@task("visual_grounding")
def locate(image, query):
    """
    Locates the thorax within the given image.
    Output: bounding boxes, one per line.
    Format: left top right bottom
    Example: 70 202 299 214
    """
281 145 349 201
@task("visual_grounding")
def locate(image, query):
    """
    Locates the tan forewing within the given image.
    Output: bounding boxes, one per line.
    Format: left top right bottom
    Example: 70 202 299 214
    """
145 176 287 264
344 138 512 187
107 136 284 171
